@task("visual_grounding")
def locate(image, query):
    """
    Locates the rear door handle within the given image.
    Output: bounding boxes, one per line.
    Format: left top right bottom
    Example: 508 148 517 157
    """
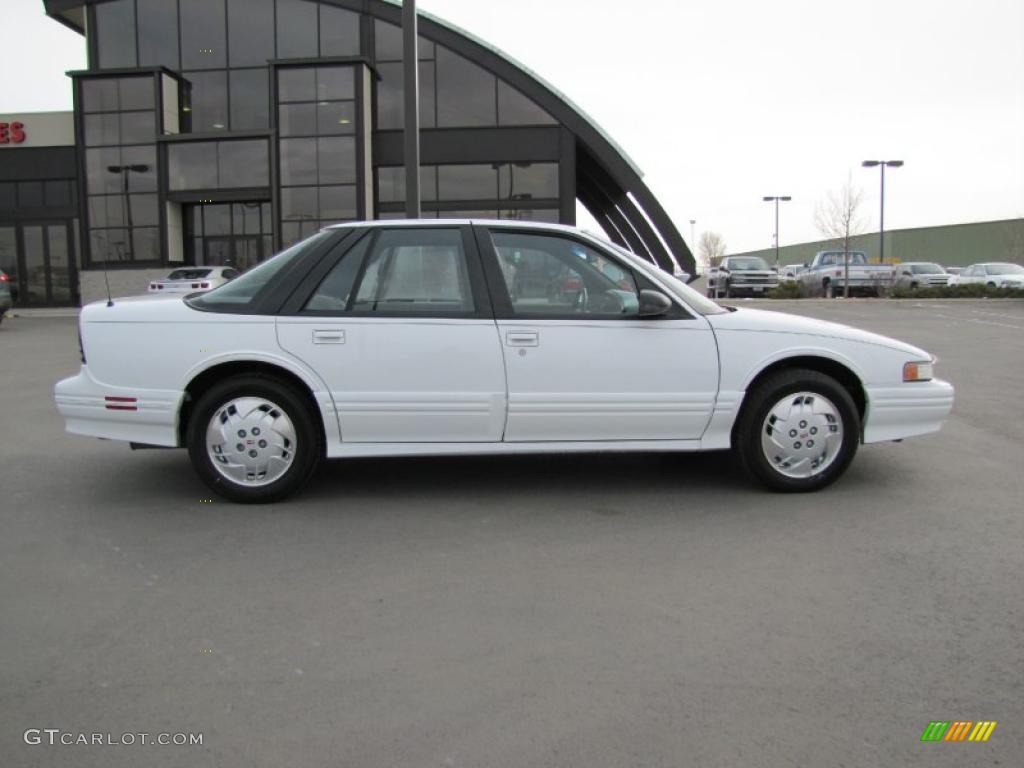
505 330 539 347
312 329 345 344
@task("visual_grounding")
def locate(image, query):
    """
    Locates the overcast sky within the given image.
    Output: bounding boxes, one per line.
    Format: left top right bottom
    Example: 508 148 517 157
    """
2 0 1022 254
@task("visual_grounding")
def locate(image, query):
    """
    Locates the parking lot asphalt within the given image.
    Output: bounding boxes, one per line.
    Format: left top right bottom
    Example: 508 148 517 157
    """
2 300 1023 767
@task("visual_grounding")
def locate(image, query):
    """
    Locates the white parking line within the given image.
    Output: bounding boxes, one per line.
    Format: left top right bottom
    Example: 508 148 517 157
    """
967 308 1024 321
929 312 1024 331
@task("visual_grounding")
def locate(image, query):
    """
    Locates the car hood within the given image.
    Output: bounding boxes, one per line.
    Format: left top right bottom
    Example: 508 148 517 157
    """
706 307 928 357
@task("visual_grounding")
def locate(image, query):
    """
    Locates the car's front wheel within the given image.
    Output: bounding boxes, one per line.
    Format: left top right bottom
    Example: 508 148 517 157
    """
734 368 860 492
187 375 322 503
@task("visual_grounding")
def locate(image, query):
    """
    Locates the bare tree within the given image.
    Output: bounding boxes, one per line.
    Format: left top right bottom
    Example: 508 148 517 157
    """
698 231 727 268
815 176 867 297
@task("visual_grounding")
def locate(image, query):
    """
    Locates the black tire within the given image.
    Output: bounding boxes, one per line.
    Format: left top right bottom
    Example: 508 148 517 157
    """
733 368 860 492
723 281 732 299
822 279 834 298
186 374 322 503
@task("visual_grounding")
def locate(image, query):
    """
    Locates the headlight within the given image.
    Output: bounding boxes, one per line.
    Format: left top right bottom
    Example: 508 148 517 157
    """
903 360 934 382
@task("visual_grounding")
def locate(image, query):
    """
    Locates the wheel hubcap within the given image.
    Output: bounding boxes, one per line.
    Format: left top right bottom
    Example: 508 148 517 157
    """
206 397 297 487
760 391 844 479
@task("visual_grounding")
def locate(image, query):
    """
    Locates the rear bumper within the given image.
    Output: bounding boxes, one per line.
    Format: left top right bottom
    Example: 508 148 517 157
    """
863 378 955 443
54 366 182 447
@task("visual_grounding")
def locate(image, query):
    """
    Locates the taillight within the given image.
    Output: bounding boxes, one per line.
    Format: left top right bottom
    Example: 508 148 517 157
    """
192 283 200 288
149 283 157 290
0 272 9 281
200 282 209 288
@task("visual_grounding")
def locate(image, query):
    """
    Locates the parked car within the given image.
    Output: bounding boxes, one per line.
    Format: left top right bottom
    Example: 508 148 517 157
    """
148 266 239 294
779 263 805 282
893 262 951 290
948 262 1024 288
55 220 954 503
799 251 894 297
0 270 12 323
706 256 779 297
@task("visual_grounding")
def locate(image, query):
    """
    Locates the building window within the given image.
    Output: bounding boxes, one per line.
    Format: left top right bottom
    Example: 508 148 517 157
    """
168 140 270 190
80 75 160 266
435 48 496 128
95 0 137 69
373 20 552 129
497 81 556 126
276 0 319 60
230 69 271 130
180 0 227 69
376 163 559 222
182 71 229 132
186 202 273 271
137 0 179 69
277 64 362 244
228 0 275 68
320 4 361 56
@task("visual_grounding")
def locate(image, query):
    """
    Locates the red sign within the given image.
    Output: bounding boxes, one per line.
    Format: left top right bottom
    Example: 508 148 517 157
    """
0 122 26 144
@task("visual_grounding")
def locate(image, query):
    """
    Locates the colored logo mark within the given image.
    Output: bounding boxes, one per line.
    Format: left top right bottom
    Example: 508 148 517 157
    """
921 721 997 742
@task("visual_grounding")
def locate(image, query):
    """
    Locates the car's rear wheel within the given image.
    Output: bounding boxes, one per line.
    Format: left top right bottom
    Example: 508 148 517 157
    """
187 375 321 503
734 369 860 492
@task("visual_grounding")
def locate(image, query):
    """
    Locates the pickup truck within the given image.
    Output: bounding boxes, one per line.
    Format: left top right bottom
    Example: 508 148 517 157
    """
706 256 779 298
799 250 894 297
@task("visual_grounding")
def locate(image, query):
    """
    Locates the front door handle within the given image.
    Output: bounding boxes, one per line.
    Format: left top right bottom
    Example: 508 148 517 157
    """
505 330 539 347
312 329 345 344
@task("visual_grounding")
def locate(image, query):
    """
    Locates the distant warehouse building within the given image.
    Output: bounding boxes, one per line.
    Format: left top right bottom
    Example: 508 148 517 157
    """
728 218 1024 269
0 0 694 308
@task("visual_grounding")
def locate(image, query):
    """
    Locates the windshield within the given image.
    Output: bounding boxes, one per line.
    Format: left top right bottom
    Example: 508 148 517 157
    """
985 264 1024 275
725 257 770 271
910 263 945 274
602 240 729 315
822 252 867 265
168 268 212 280
188 231 331 310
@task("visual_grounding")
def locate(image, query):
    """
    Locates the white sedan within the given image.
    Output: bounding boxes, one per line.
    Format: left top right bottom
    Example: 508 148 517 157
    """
55 220 954 503
948 262 1024 288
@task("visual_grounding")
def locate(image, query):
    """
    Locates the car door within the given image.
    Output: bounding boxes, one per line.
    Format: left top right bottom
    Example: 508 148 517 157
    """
476 226 719 442
276 226 506 443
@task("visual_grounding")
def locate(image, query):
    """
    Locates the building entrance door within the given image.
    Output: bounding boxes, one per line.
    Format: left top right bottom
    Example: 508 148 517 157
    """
13 222 77 306
203 236 262 271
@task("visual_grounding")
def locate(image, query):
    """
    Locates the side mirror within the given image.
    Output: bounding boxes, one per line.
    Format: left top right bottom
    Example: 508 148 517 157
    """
638 289 672 317
802 263 809 268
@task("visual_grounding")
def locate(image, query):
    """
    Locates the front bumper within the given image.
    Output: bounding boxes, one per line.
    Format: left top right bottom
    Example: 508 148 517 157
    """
863 378 955 443
54 366 182 446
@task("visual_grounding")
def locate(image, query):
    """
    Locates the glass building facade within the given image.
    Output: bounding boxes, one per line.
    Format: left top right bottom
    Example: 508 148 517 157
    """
9 0 693 305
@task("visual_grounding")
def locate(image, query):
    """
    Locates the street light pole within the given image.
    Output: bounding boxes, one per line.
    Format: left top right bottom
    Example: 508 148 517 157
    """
862 160 903 264
762 196 791 268
403 0 421 218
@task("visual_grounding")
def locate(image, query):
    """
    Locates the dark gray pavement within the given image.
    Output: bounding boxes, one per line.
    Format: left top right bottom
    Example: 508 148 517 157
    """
2 300 1022 767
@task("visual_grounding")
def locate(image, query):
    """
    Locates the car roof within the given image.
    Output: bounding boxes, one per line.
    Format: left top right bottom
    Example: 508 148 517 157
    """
325 218 580 234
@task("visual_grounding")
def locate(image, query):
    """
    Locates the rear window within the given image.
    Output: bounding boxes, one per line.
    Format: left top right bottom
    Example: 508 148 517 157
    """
168 269 212 280
187 231 332 312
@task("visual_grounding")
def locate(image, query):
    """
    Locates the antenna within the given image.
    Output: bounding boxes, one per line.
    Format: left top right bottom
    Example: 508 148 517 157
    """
102 249 113 307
